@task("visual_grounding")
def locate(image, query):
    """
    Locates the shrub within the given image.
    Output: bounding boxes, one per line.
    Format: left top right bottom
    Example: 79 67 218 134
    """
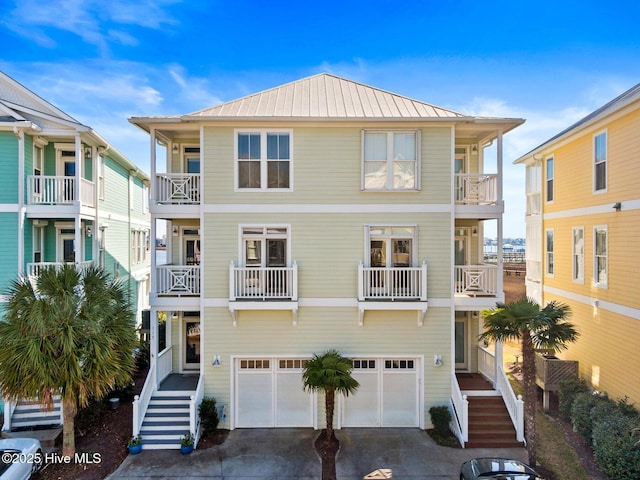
570 391 610 444
592 408 640 480
199 396 220 435
558 376 589 421
429 405 451 437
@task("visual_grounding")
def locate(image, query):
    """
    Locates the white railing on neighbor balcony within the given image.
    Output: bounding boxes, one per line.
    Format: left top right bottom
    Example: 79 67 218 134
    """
132 363 156 437
80 178 95 207
26 261 95 278
155 173 201 204
450 374 469 446
157 346 173 386
156 265 201 295
496 362 525 442
358 262 427 301
455 173 498 205
478 346 497 385
455 265 498 296
229 262 298 300
27 176 96 206
191 375 204 447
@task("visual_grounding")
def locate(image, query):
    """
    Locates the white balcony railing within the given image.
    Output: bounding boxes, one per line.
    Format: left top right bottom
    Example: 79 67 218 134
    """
454 174 497 205
156 265 201 296
26 261 95 278
27 175 96 206
230 262 298 300
358 263 427 301
455 265 498 296
155 173 201 204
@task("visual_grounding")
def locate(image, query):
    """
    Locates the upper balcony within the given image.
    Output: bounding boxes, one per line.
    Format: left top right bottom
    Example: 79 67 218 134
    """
27 176 95 208
155 174 201 205
26 261 95 278
155 264 201 297
455 174 497 205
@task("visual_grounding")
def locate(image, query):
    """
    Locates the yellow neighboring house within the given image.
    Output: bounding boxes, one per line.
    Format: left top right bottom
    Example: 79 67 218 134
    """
129 73 525 449
515 83 640 405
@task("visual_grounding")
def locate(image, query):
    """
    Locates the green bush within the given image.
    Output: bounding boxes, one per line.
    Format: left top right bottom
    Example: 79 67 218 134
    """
199 396 219 435
429 405 451 437
570 391 610 444
592 407 640 480
558 376 589 421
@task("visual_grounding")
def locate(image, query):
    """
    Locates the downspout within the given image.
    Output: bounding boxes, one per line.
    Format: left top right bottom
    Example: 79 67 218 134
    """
75 136 82 263
14 127 25 276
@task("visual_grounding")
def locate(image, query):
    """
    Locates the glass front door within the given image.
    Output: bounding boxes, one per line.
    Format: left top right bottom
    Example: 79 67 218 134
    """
455 312 468 369
184 318 200 370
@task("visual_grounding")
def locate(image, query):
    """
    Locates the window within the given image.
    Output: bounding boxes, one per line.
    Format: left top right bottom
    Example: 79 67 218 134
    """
367 226 415 267
33 226 43 263
363 131 419 190
98 156 105 200
241 226 289 267
131 229 149 264
236 131 291 190
526 164 541 215
98 227 106 268
594 226 607 287
545 156 554 202
594 131 607 192
545 229 554 276
184 147 200 174
572 227 584 282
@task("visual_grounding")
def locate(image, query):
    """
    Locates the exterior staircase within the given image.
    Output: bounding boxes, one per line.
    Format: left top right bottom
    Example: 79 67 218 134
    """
466 396 523 448
139 391 192 450
10 396 62 430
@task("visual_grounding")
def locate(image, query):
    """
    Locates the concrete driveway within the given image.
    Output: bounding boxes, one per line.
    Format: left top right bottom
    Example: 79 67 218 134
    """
107 428 528 479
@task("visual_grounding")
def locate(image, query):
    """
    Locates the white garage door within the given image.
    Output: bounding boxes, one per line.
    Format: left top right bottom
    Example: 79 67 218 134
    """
342 358 419 427
235 358 313 428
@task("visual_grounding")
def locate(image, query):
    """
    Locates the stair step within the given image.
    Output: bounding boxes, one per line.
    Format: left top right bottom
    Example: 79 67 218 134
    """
146 411 189 418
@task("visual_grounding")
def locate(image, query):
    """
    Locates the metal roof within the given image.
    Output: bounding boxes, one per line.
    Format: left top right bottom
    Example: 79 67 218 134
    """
186 73 467 119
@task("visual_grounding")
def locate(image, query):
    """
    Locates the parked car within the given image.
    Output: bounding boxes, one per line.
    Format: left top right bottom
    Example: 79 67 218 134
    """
460 457 545 480
0 438 43 479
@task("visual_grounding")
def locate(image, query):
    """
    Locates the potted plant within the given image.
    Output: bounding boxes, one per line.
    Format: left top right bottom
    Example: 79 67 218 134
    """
127 435 142 455
180 432 194 454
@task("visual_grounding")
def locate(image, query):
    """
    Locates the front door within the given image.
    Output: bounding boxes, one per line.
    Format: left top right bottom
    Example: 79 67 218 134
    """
183 316 200 371
183 230 200 265
57 149 76 202
58 229 76 263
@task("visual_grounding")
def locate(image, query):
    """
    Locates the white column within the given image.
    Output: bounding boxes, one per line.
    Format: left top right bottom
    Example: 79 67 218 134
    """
75 135 82 206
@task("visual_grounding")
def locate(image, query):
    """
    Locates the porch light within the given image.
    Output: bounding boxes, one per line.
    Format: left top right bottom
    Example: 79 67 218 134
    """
212 355 221 367
471 145 478 155
172 144 179 153
613 202 622 211
434 354 442 367
85 225 93 237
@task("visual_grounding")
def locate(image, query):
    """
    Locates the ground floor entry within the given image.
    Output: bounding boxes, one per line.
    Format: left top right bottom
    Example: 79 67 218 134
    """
233 355 421 429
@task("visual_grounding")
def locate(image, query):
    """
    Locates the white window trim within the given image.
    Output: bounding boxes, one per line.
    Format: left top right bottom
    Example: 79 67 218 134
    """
364 224 418 267
593 225 608 289
234 129 293 192
572 226 584 284
593 129 608 194
545 155 554 204
545 228 554 278
361 129 421 191
32 225 44 262
183 144 200 174
237 224 292 267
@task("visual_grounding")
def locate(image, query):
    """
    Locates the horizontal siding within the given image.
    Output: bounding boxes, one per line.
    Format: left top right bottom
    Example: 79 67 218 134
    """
0 213 18 292
200 306 452 428
203 125 452 205
545 292 640 406
0 132 19 203
202 212 452 299
101 156 130 213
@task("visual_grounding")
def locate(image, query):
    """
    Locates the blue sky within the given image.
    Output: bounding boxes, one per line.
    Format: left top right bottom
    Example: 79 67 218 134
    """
2 0 639 237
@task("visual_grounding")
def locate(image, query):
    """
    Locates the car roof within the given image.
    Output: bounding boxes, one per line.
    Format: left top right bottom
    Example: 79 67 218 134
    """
0 438 41 450
472 457 538 475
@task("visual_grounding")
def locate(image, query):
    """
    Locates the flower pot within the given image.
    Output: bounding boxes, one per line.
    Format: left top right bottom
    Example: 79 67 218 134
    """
180 444 194 455
128 443 142 455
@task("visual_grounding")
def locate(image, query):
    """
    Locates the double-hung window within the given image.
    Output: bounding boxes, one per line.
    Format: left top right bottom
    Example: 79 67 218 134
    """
594 226 607 287
545 156 554 202
367 226 415 268
362 131 419 190
572 227 584 283
236 130 292 191
545 229 554 276
594 131 607 192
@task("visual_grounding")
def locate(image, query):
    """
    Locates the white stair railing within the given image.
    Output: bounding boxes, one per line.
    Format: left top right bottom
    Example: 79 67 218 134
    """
495 363 525 442
450 374 469 446
191 376 205 447
157 346 173 385
132 364 156 437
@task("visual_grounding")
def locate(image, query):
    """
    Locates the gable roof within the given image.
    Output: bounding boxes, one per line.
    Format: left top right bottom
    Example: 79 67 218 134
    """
515 82 640 164
185 73 467 119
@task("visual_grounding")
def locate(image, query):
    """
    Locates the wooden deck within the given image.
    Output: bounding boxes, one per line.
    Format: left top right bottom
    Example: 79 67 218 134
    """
456 372 494 391
159 373 199 391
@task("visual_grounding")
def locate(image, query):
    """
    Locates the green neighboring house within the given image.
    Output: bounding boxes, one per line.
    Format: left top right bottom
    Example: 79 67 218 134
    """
0 71 150 432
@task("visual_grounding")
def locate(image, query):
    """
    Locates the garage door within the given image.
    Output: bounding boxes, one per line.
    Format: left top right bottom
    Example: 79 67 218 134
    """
342 358 419 427
235 358 313 428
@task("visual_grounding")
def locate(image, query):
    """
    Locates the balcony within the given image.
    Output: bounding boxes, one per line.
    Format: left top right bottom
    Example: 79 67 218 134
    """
155 174 201 205
357 263 428 326
229 263 298 301
455 265 498 296
26 261 95 278
27 176 95 207
156 265 201 296
455 174 497 205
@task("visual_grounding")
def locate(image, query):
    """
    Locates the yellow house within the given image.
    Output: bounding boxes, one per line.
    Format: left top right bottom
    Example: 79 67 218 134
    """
515 83 640 406
129 73 525 449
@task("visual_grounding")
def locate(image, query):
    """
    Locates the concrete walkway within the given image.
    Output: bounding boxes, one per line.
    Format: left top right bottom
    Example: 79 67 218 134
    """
107 428 527 479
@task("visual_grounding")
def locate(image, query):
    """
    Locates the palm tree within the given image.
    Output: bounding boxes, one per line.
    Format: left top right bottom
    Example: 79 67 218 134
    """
0 265 137 456
480 297 579 466
302 349 359 441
